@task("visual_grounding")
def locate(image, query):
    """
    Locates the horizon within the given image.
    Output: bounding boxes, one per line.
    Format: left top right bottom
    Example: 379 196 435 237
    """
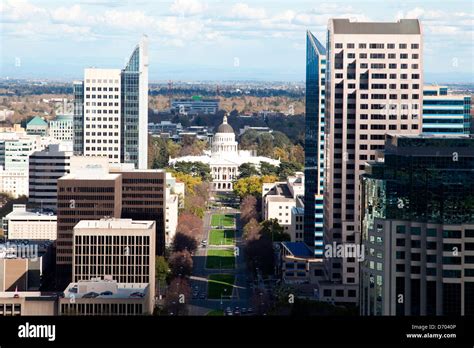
1 0 473 83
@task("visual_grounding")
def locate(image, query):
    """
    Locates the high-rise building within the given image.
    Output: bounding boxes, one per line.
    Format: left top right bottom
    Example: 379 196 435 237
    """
304 31 326 258
49 114 74 143
323 19 423 302
360 134 474 315
422 85 472 134
29 143 72 212
73 36 149 169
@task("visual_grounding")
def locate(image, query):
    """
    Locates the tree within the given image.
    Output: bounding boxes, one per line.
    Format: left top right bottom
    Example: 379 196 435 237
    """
243 218 261 241
176 212 203 239
273 147 289 161
289 144 304 166
277 161 303 180
260 162 279 176
164 277 191 316
260 219 290 242
169 250 193 278
155 256 170 283
172 232 198 253
233 175 278 199
238 163 259 179
173 161 211 181
241 195 259 225
172 172 202 195
257 133 274 157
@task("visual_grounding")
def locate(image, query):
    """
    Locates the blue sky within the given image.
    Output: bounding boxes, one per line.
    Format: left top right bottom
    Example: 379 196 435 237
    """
1 0 473 82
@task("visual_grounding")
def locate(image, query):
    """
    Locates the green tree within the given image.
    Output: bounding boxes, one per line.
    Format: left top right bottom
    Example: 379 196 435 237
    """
238 163 260 179
173 161 211 181
155 256 170 282
260 219 290 242
260 162 279 176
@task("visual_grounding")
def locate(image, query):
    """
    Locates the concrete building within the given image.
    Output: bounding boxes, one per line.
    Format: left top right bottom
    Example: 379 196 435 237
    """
360 134 474 316
290 196 305 242
148 121 183 136
170 114 279 191
0 292 57 316
0 241 54 291
26 116 48 136
72 219 155 290
280 242 323 286
2 205 57 240
60 279 152 315
304 31 326 258
49 114 74 142
323 19 423 302
422 85 472 134
28 143 72 211
56 158 166 286
262 172 304 233
171 97 219 115
73 36 149 169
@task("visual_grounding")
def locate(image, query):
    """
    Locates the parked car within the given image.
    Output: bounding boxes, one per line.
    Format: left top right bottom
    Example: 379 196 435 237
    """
199 293 206 299
100 291 113 296
130 292 145 298
83 292 99 298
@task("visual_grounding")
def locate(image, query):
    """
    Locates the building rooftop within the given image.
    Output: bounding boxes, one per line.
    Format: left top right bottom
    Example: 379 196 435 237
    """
27 116 48 127
5 205 56 220
282 242 314 258
74 218 154 230
331 18 421 35
63 279 149 300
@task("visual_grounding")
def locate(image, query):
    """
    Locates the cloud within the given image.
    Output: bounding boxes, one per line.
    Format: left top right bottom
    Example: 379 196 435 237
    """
0 0 46 22
230 3 266 20
170 0 206 16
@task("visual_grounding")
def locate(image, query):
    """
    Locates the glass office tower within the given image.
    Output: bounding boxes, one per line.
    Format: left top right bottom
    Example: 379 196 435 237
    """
304 31 326 258
360 134 474 315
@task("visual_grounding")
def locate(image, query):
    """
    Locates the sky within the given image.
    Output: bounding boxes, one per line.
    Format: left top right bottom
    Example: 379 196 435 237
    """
1 0 473 82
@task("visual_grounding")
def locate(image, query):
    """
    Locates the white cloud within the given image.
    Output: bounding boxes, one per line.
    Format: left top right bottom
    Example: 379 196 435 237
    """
0 0 46 22
230 3 266 20
170 0 206 16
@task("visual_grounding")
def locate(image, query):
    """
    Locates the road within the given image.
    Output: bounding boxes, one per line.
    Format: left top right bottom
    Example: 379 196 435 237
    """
188 194 253 315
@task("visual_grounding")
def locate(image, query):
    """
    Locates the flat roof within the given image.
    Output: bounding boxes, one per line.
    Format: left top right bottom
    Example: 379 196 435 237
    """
63 281 148 300
331 18 421 35
74 219 154 230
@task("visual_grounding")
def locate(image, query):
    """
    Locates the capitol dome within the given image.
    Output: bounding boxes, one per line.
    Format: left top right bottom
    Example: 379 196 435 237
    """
216 114 234 134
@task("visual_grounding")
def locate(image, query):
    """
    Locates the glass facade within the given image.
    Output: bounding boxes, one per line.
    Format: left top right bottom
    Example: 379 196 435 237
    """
422 86 471 135
73 81 84 155
304 31 326 257
121 47 140 166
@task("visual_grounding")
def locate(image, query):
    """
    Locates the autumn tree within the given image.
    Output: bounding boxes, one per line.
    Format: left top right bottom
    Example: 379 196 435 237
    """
172 232 198 253
238 163 260 179
168 250 193 278
164 277 192 316
176 212 203 239
241 195 259 225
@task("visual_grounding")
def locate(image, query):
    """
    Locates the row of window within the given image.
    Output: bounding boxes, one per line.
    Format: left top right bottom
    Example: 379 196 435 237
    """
335 43 419 49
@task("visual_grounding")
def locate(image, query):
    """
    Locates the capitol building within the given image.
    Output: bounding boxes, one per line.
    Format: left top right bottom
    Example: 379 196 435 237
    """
169 115 280 191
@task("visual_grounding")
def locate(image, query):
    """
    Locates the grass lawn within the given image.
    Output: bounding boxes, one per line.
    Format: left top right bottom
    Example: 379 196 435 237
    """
209 229 235 245
206 309 224 316
211 214 235 227
206 248 235 269
207 274 235 299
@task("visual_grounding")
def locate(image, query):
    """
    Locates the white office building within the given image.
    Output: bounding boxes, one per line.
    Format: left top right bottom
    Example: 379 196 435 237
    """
2 204 57 240
49 114 74 143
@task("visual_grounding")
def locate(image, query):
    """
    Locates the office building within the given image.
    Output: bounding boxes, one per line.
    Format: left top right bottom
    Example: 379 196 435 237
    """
49 114 74 142
304 31 326 258
360 134 474 315
262 172 304 233
56 161 122 286
72 219 155 288
323 19 423 302
171 97 219 115
422 85 471 134
2 205 57 240
56 158 166 286
73 36 149 169
60 279 152 315
29 143 72 211
165 188 178 246
26 116 48 136
0 292 57 316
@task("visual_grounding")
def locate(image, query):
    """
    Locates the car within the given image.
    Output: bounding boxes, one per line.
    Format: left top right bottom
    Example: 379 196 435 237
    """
226 307 231 312
83 292 99 298
130 292 145 298
199 293 206 299
247 307 254 314
233 309 241 316
192 293 198 299
225 311 233 316
201 239 207 245
100 291 113 296
241 308 247 314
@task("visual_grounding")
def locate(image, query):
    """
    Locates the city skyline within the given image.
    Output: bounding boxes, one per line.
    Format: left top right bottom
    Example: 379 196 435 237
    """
1 0 473 82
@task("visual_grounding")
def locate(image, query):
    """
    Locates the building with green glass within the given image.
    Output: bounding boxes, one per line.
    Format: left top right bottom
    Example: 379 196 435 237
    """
360 134 474 315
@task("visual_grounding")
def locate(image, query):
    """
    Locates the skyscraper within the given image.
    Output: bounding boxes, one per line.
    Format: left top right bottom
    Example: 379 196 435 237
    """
73 36 149 169
304 31 326 258
323 19 423 303
360 134 474 315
